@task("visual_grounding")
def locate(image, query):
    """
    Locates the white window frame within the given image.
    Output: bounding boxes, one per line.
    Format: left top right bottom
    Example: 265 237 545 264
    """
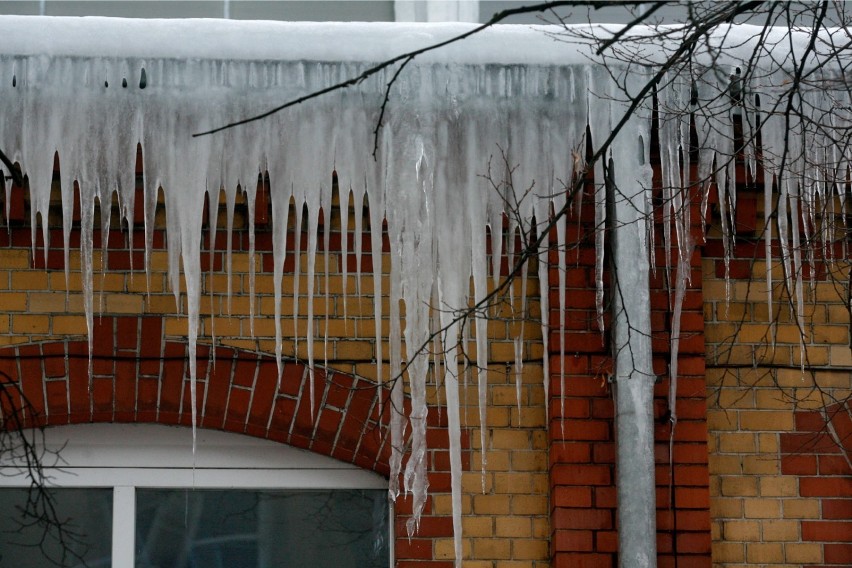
0 423 392 568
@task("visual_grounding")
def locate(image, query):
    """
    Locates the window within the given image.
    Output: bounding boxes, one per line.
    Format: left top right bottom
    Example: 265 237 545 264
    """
0 424 390 567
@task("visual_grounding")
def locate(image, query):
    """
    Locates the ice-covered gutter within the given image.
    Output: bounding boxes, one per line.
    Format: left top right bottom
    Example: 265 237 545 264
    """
1 16 850 567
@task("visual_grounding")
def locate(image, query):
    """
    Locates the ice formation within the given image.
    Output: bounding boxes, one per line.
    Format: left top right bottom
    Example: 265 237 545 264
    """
1 17 850 566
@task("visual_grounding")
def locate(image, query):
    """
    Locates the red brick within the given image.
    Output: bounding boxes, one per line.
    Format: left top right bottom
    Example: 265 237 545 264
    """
781 432 841 454
782 454 818 475
202 357 233 428
115 317 138 350
553 529 593 552
802 521 852 542
801 477 852 497
824 543 852 564
44 380 68 417
41 343 66 378
675 487 710 509
552 552 612 568
226 387 251 425
677 531 711 553
820 455 852 476
551 419 610 441
823 500 852 520
552 508 613 530
674 465 710 487
796 410 826 432
828 406 852 452
676 510 711 532
552 464 612 486
553 486 592 508
551 442 592 464
596 530 618 552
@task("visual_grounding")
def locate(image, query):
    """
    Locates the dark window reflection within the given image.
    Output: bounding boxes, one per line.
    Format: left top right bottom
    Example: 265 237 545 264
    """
0 488 112 568
135 489 389 568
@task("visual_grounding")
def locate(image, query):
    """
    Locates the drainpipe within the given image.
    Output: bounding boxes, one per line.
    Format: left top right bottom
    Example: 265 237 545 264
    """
607 155 658 568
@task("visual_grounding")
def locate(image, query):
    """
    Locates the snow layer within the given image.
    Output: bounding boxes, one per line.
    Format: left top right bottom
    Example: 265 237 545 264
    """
1 16 850 567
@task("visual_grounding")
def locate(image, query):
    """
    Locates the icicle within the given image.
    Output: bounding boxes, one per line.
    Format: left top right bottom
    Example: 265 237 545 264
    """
588 66 611 336
245 179 257 337
536 227 550 422
339 183 351 322
304 197 320 417
271 185 290 383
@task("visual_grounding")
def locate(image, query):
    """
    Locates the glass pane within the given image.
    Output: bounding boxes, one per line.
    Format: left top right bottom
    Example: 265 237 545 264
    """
135 489 389 568
0 487 113 568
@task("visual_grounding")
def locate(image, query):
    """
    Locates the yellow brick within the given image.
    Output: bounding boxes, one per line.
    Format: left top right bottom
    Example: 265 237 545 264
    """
495 516 531 538
830 344 852 366
791 345 829 366
716 302 750 322
0 249 31 269
163 317 186 336
813 370 852 388
755 434 777 454
716 389 756 409
0 293 30 311
707 410 739 431
759 477 797 497
723 520 760 541
775 367 812 387
491 430 530 450
510 405 546 428
510 451 547 471
711 520 722 541
334 340 374 361
743 455 779 475
485 407 511 429
433 494 471 515
717 433 756 453
12 314 50 334
27 292 66 312
762 520 798 541
739 411 794 431
782 499 820 519
784 542 823 563
530 519 548 540
493 472 542 494
473 495 511 515
510 539 549 560
708 455 742 475
755 389 794 410
810 324 849 345
434 537 470 560
52 315 87 335
743 498 780 519
721 477 758 497
710 497 743 519
472 451 510 472
511 495 547 516
98 273 127 292
472 538 511 559
746 542 784 563
463 516 494 537
712 542 745 563
146 294 178 313
106 294 144 313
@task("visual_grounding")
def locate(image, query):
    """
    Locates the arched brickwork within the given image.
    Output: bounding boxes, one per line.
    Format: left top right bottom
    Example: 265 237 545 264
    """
0 315 473 566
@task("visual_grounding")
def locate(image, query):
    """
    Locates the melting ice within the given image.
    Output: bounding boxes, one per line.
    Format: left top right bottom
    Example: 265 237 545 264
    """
0 17 850 567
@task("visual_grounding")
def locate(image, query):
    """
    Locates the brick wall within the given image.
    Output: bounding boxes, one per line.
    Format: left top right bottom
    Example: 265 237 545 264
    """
704 188 852 567
0 173 550 567
546 172 712 567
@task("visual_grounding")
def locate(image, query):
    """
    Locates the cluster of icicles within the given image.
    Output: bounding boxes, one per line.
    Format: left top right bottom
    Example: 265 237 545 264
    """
1 24 850 567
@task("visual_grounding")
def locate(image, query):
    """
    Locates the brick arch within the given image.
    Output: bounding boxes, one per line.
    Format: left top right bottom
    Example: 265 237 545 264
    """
0 315 392 475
